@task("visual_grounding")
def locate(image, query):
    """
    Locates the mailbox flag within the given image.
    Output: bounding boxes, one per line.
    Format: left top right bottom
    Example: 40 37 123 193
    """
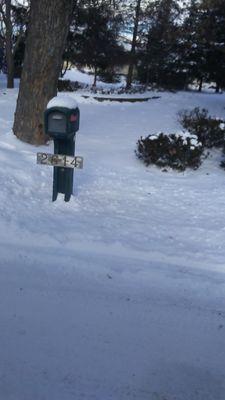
70 114 77 122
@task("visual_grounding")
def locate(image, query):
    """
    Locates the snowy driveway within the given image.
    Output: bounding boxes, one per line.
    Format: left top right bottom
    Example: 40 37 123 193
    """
0 88 225 399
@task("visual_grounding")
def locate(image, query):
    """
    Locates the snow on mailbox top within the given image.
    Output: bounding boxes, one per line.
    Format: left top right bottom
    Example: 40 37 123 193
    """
47 95 78 110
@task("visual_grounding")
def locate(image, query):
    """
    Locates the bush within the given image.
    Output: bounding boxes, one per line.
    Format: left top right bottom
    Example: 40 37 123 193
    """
58 79 86 92
98 70 121 84
178 107 225 148
220 143 225 169
136 132 203 171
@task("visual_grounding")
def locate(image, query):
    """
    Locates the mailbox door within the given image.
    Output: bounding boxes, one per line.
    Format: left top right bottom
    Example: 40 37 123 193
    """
48 112 67 133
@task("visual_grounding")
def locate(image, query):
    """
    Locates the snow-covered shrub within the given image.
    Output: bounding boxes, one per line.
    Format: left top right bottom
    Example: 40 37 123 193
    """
220 143 225 169
90 86 147 95
178 107 225 148
136 132 203 171
58 79 86 92
98 70 121 84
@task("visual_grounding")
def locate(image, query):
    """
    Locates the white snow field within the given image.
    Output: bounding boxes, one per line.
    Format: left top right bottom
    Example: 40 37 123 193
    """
0 74 225 400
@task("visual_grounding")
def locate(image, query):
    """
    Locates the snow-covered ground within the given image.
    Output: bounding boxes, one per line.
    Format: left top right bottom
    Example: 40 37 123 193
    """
63 68 126 88
0 72 225 400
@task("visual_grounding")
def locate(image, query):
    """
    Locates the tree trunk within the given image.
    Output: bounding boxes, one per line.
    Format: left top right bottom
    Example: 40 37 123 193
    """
93 65 97 87
61 59 69 78
145 66 150 89
215 82 220 93
13 0 73 145
5 0 14 89
198 77 203 92
126 0 142 90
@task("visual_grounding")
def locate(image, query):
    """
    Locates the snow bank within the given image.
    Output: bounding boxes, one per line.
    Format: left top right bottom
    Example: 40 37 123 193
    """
63 67 125 89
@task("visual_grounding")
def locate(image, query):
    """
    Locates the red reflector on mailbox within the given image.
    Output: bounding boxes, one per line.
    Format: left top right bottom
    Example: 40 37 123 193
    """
70 114 77 122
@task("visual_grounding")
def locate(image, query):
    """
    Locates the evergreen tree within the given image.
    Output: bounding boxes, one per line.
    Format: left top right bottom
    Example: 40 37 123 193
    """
138 0 182 89
65 0 123 86
200 0 225 91
0 0 28 88
182 0 225 91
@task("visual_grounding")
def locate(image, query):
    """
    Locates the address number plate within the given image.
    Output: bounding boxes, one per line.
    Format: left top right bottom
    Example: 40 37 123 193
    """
37 153 83 169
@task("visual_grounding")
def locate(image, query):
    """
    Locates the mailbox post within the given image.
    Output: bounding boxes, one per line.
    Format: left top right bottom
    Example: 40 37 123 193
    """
38 96 82 202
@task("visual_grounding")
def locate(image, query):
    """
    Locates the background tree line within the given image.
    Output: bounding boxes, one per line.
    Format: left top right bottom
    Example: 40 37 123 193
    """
1 0 224 92
0 0 224 145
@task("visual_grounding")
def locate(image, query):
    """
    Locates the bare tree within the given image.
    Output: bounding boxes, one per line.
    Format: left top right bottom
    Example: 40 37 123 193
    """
0 0 28 88
13 0 73 144
126 0 142 89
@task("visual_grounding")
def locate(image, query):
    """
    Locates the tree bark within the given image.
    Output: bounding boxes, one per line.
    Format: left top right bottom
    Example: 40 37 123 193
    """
93 65 97 87
198 77 203 92
126 0 141 90
13 0 73 145
215 82 220 93
145 66 150 89
5 0 14 88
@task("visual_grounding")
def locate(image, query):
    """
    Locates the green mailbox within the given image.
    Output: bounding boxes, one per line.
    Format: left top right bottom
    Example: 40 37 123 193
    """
44 106 80 140
44 96 81 202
